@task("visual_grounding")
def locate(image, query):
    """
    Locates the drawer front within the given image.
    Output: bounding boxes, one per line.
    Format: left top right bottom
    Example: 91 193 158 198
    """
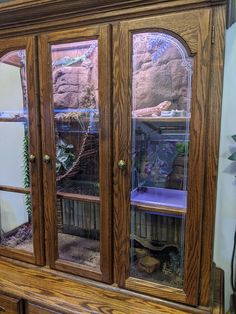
0 294 22 314
26 303 60 314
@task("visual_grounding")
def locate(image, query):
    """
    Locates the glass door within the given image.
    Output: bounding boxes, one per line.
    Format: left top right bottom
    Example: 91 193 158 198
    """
39 25 112 283
130 32 191 289
0 36 44 264
113 9 212 305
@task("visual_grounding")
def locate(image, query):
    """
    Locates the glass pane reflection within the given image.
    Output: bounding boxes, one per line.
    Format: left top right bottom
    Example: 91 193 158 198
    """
51 41 99 197
57 198 100 271
130 32 193 288
51 40 100 270
0 50 31 189
0 191 33 253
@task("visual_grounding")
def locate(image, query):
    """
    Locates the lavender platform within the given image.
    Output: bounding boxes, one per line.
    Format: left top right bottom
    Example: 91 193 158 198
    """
131 187 187 209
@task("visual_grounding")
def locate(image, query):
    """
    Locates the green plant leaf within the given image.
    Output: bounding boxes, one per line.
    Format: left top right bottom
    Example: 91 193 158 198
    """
228 152 236 161
232 135 236 142
56 138 75 174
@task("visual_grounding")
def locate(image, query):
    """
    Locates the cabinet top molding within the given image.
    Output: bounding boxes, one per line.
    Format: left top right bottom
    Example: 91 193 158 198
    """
0 0 226 30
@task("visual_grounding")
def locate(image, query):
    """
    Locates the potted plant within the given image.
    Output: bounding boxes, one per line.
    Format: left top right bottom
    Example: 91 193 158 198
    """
228 135 236 162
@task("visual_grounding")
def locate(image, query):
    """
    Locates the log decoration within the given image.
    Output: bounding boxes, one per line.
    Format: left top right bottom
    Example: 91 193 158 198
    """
56 112 97 182
132 100 172 117
132 234 178 252
59 199 100 236
133 212 181 245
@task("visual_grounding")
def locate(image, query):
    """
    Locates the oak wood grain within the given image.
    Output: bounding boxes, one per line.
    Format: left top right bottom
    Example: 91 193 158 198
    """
126 277 187 304
0 259 211 314
0 117 26 122
133 117 191 123
113 8 212 305
0 294 23 314
113 21 131 288
98 25 113 284
199 5 226 307
0 1 227 28
0 185 30 194
0 35 44 266
0 1 226 39
212 267 225 314
26 35 45 266
39 25 112 283
0 1 226 311
0 247 35 264
57 192 100 204
132 203 186 216
0 0 227 11
26 303 60 314
55 259 102 282
38 32 57 268
182 8 212 305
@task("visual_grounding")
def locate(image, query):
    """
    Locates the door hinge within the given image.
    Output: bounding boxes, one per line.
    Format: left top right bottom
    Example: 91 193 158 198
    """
211 25 215 44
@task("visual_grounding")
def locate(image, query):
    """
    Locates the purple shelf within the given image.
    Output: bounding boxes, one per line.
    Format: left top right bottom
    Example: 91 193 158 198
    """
131 187 187 209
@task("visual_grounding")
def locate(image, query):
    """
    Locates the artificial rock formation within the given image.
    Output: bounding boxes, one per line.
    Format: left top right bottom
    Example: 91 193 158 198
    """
52 45 98 109
53 66 98 109
133 42 191 111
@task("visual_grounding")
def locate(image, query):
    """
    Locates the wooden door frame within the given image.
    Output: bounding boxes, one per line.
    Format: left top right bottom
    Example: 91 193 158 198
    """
0 36 44 265
113 8 212 305
39 25 112 283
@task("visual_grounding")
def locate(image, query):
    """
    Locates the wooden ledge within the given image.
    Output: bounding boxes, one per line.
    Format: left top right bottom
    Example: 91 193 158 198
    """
0 258 211 314
213 267 225 314
0 0 226 32
0 0 227 12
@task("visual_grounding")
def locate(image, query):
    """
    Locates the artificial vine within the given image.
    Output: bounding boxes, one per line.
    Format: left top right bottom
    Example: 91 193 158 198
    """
23 135 32 217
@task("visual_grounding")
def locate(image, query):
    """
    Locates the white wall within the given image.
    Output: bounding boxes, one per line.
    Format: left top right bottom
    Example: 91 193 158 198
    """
0 62 28 233
214 22 236 313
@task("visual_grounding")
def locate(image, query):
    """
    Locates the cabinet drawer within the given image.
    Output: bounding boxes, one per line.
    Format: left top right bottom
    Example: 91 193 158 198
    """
26 303 60 314
0 294 22 314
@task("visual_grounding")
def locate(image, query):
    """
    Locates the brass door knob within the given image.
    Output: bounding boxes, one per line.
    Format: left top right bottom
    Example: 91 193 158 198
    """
118 160 127 170
43 155 51 163
29 154 36 162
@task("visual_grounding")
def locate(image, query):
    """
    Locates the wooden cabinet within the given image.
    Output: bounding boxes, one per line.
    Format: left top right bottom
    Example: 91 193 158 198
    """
113 9 212 305
0 0 226 313
39 25 112 283
0 294 23 314
26 303 59 314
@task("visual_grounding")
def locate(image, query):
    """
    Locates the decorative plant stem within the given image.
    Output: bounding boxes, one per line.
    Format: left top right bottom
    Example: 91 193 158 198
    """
23 135 32 217
56 125 90 182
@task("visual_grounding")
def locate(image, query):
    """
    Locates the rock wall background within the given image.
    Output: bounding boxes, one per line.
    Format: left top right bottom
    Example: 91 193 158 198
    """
51 35 192 112
52 42 98 110
132 34 192 111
